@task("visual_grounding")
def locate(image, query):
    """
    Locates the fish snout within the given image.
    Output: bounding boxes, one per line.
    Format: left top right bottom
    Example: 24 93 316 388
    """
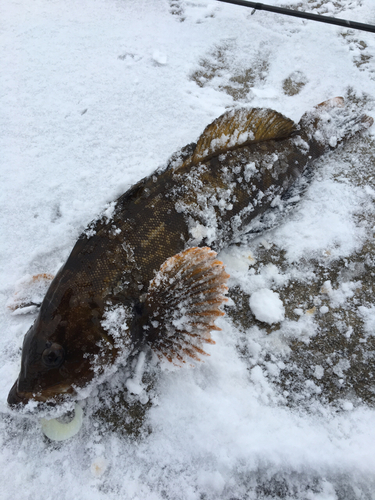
7 380 29 407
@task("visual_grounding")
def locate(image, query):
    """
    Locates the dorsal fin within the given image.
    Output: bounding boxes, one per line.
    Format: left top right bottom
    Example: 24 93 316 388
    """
142 247 229 364
187 108 297 167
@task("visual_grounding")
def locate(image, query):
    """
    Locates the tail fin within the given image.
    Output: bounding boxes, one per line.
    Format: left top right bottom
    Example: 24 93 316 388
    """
299 97 373 151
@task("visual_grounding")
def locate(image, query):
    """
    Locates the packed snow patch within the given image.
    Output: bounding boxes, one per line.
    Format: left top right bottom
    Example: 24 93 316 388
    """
249 288 285 324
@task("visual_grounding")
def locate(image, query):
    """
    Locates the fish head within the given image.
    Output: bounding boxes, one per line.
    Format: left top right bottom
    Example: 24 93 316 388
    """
7 291 119 408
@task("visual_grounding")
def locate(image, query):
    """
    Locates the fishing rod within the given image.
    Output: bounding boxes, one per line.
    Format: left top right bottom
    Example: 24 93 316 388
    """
215 0 375 34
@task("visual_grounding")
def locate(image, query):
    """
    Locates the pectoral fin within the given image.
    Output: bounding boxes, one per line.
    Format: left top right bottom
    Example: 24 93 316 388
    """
7 273 54 314
186 107 297 167
142 247 229 364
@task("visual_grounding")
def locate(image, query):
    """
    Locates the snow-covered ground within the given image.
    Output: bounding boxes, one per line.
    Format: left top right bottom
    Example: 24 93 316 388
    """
1 0 375 498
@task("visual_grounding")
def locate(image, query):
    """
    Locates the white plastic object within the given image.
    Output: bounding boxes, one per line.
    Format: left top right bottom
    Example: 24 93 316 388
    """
40 403 83 441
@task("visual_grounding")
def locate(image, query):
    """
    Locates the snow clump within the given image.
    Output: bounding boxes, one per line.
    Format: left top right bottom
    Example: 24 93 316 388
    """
249 288 285 324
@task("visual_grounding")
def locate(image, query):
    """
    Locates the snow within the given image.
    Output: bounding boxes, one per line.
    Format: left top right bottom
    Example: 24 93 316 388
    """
358 305 375 336
249 288 285 324
1 0 375 498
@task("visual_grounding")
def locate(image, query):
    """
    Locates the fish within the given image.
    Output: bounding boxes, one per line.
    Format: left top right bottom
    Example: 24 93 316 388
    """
7 97 373 408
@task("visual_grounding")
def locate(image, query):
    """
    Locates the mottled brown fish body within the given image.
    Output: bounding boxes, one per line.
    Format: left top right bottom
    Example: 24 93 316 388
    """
8 98 373 407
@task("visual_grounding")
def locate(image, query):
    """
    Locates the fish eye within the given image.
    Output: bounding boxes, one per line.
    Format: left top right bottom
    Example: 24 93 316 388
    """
42 343 65 369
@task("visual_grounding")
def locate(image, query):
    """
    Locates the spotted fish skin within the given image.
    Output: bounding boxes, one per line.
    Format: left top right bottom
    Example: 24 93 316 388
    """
8 98 373 407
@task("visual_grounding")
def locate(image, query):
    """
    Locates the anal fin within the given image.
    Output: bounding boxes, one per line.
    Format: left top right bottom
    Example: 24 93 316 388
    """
142 247 229 364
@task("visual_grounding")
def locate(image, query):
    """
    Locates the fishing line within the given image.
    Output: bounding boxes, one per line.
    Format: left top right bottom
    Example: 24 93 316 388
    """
215 0 375 34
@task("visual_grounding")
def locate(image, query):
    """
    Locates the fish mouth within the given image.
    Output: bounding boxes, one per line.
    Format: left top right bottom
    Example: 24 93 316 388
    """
7 381 29 407
7 379 75 409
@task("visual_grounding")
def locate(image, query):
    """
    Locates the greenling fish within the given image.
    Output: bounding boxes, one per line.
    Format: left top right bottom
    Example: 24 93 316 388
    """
8 97 373 413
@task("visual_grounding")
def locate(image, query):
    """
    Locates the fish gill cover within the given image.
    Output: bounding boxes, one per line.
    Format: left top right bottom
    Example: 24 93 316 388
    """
1 0 375 499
